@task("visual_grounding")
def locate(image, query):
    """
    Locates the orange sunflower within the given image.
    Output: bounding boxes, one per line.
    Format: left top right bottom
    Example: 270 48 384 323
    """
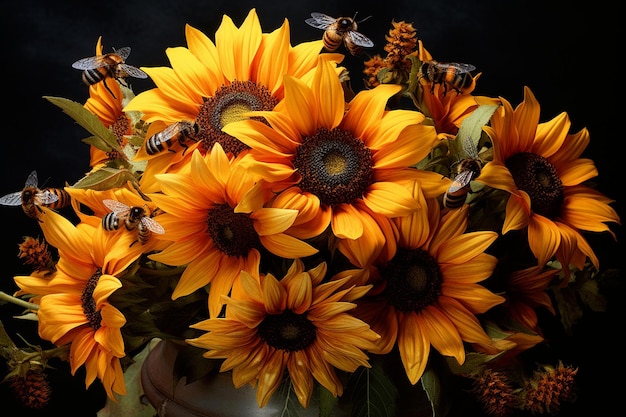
477 87 621 277
186 259 379 408
147 145 318 318
82 37 133 170
350 191 504 384
499 264 558 333
223 57 449 263
124 8 342 192
13 207 145 399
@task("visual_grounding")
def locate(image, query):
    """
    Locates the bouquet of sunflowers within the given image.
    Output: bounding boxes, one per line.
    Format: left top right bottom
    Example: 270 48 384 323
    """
0 8 621 417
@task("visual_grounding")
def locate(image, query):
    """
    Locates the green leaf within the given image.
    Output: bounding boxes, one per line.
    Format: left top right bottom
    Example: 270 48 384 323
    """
318 385 339 417
348 359 398 417
70 167 138 191
444 351 503 376
82 135 116 152
276 377 312 417
421 367 442 417
43 96 121 151
455 104 499 154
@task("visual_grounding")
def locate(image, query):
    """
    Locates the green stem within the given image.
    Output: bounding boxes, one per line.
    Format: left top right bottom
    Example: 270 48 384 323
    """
0 291 39 310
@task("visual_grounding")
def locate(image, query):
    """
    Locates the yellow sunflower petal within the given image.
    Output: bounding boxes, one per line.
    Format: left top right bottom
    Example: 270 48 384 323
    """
441 282 505 313
331 203 364 240
283 75 318 135
312 58 344 129
342 84 401 139
397 312 430 384
184 24 223 87
417 306 465 364
527 214 561 264
363 182 420 217
260 233 319 258
502 193 530 234
253 19 290 95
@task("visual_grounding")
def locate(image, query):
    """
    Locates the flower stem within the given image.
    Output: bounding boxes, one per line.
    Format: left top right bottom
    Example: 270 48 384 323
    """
0 291 39 310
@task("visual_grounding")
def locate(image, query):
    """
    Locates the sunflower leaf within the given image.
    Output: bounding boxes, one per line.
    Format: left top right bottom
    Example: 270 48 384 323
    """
70 167 138 191
348 359 398 417
421 357 455 417
82 135 117 152
276 377 310 417
43 96 121 151
317 385 339 417
456 104 499 150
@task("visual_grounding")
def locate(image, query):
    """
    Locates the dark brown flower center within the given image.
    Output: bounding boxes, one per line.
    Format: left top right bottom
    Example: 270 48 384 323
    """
382 248 442 312
258 310 317 351
206 203 261 257
81 268 103 330
293 127 373 206
505 152 563 218
196 80 279 156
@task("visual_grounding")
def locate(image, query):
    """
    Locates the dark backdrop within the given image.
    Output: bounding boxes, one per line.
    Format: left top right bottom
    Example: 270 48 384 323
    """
1 1 623 416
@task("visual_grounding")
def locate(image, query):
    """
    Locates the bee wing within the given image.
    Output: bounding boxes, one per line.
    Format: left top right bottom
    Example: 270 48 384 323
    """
0 191 23 206
154 122 185 141
141 216 165 234
436 62 476 73
461 136 479 159
25 170 39 188
448 170 473 192
112 46 131 61
118 64 148 79
305 12 337 29
345 31 374 47
36 190 60 205
103 199 131 213
71 55 110 70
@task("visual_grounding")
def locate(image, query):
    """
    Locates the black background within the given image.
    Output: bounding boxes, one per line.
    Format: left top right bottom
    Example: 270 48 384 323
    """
1 1 623 416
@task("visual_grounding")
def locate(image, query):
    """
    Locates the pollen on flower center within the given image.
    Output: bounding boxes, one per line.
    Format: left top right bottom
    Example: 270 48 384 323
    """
258 310 317 352
206 203 261 257
383 248 442 312
81 268 103 330
219 102 250 126
293 127 373 206
196 80 279 156
505 152 563 218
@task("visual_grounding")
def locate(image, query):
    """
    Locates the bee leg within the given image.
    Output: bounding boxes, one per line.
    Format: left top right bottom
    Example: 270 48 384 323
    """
102 79 118 99
129 239 139 248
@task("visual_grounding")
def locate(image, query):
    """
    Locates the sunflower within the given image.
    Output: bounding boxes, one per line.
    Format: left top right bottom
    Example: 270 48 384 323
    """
477 87 621 278
82 37 133 170
186 259 379 408
499 265 558 333
13 207 145 399
349 190 504 384
223 57 448 264
124 8 342 192
146 145 318 318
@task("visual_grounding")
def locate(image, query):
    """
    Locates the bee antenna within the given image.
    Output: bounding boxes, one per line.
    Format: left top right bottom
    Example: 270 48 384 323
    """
354 12 372 24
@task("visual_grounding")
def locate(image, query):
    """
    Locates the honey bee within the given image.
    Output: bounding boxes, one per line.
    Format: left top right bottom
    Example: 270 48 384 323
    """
145 120 200 155
305 12 374 56
443 137 484 209
102 199 165 246
0 170 71 220
419 60 476 95
71 46 148 97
